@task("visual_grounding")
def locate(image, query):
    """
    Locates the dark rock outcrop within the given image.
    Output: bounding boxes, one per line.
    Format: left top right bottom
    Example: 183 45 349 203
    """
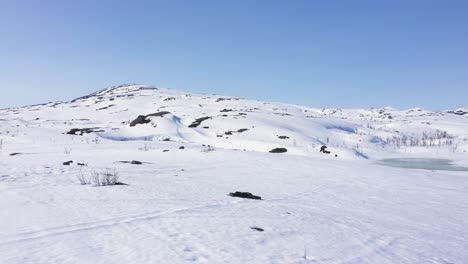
146 111 171 117
320 145 331 154
223 129 249 136
63 160 73 166
448 109 467 116
129 111 171 127
250 227 264 232
229 192 262 200
129 115 150 127
120 160 143 165
188 117 211 128
269 148 288 153
66 128 104 136
96 104 115 111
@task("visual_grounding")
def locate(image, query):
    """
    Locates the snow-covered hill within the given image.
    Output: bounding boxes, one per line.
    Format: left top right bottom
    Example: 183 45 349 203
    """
1 84 467 159
1 84 467 263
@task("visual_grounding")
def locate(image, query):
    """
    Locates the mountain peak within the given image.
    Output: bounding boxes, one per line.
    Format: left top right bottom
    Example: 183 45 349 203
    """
71 84 157 102
95 84 157 96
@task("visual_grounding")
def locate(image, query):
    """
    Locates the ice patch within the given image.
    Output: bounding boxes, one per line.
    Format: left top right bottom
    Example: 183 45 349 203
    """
353 150 369 159
369 136 384 144
96 133 174 142
325 125 357 133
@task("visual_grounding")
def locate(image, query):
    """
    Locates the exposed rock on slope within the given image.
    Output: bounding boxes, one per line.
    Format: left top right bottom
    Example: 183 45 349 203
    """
130 111 171 127
188 117 211 128
66 128 104 135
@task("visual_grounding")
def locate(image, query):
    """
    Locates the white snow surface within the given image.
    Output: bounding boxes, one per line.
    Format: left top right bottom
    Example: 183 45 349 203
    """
0 84 467 263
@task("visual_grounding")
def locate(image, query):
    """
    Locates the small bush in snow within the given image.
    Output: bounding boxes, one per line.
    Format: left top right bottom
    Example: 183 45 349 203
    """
92 137 101 144
64 147 72 155
91 169 120 186
76 167 89 185
383 130 456 149
77 168 124 186
201 145 215 152
139 143 153 151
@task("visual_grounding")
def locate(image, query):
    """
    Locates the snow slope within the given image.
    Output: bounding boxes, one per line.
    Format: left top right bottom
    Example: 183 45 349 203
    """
0 84 467 263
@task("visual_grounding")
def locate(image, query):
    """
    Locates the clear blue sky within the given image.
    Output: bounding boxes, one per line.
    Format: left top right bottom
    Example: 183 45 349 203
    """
1 0 467 110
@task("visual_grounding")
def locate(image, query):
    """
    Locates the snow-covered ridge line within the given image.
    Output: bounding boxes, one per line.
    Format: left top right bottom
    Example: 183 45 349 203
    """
1 83 467 160
70 84 157 102
446 107 468 116
2 84 466 115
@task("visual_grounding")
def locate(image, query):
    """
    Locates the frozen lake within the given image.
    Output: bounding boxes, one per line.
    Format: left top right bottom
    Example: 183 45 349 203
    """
377 158 468 171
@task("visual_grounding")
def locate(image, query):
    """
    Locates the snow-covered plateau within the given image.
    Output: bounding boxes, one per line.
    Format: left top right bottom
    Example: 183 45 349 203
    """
0 84 467 263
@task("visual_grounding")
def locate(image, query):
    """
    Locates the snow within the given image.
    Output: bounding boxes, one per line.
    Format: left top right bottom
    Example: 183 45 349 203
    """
0 84 467 263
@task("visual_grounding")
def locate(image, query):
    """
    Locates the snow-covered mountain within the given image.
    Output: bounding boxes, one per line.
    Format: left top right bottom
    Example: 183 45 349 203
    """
1 84 467 264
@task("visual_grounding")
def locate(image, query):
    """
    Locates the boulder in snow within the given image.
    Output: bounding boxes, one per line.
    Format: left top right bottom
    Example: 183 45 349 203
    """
269 148 288 153
229 192 262 200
